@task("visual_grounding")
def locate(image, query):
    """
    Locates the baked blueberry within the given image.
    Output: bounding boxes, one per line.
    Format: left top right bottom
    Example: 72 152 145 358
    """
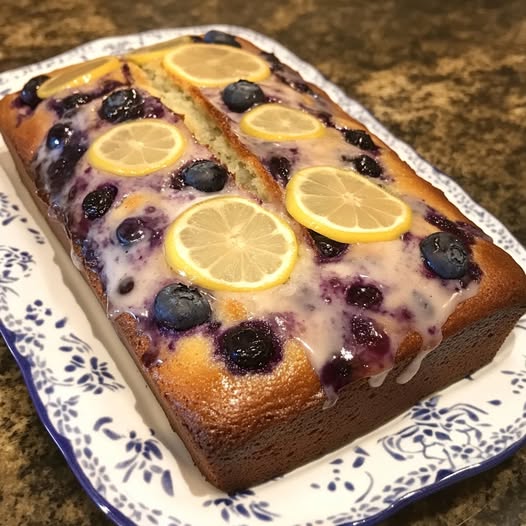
316 111 333 127
46 143 87 196
351 316 390 355
260 51 283 71
100 88 144 123
20 75 49 108
320 353 354 392
181 160 228 192
81 239 100 270
46 123 74 150
218 321 280 372
288 79 314 95
346 284 383 309
116 217 147 246
308 230 348 259
267 156 291 186
61 93 92 112
62 142 87 164
352 155 382 178
154 283 211 331
82 185 118 220
118 277 135 294
203 30 241 47
221 80 265 113
420 232 469 279
342 129 376 151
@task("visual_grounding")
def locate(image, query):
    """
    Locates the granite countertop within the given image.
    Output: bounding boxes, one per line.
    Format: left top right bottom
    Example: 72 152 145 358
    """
0 1 525 524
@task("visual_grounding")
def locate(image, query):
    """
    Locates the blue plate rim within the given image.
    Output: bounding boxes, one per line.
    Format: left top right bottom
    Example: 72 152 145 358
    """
3 316 525 526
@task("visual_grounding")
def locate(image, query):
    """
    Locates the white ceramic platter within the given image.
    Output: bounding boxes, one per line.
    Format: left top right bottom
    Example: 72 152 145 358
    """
0 25 525 526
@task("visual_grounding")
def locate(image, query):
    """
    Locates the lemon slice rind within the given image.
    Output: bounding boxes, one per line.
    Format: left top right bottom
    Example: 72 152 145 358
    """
87 119 186 177
286 166 412 243
126 36 192 65
164 196 298 292
162 43 271 87
239 103 325 141
37 56 121 99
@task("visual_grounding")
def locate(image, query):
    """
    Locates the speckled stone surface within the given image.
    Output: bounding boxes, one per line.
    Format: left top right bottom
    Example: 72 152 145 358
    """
0 1 525 525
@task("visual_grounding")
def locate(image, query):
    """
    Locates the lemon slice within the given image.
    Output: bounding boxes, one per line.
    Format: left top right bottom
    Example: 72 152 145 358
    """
87 119 185 176
163 43 270 87
286 166 412 243
37 56 121 99
240 104 325 141
164 196 297 291
126 36 192 64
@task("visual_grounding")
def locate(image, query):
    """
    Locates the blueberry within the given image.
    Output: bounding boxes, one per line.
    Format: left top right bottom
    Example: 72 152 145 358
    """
116 217 147 246
221 80 265 113
260 51 283 71
420 232 469 279
351 316 390 355
81 239 100 270
316 111 334 127
154 283 211 331
308 230 348 259
274 70 316 96
288 79 314 95
203 30 240 47
46 123 73 150
342 129 376 151
218 321 280 373
100 88 144 123
46 158 73 196
62 142 87 164
346 284 383 309
82 185 118 220
20 75 49 108
180 160 228 192
266 156 291 186
351 155 382 178
118 277 135 294
61 93 92 112
320 353 354 392
46 143 87 196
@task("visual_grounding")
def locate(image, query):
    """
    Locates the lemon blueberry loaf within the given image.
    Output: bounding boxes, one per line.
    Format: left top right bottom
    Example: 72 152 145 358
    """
1 30 525 491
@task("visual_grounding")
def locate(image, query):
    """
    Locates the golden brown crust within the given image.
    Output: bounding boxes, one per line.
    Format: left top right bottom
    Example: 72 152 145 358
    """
0 93 54 165
1 42 526 492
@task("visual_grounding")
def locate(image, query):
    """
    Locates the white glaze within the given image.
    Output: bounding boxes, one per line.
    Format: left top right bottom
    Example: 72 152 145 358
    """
396 348 435 385
369 370 390 388
31 62 483 397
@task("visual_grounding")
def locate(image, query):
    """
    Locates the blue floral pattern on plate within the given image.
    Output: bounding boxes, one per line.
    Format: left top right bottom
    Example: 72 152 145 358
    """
0 25 525 526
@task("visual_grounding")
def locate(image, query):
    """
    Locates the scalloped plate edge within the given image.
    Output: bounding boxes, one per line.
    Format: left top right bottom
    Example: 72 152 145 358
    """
0 321 134 526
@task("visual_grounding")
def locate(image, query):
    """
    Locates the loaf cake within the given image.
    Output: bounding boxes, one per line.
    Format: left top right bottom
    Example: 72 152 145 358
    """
1 30 525 492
